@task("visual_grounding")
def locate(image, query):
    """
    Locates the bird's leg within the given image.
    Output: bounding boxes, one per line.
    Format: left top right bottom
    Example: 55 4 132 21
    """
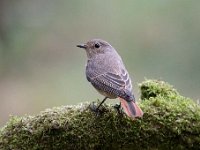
114 102 123 115
114 102 121 109
90 97 108 114
96 97 108 110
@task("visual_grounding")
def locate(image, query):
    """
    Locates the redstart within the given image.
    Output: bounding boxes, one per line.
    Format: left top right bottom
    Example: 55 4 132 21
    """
77 39 143 118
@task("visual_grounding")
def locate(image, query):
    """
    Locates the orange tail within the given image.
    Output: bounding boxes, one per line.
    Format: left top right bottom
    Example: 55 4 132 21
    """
119 98 143 119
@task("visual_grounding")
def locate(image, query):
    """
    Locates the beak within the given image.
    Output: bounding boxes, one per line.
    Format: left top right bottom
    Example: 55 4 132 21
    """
76 44 87 49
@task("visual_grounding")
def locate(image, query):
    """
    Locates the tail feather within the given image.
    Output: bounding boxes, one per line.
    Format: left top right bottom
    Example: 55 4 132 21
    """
119 98 143 118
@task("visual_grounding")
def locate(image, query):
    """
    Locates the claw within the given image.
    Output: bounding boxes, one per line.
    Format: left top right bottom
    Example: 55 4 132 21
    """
89 102 104 116
89 102 98 112
89 97 108 116
113 103 123 115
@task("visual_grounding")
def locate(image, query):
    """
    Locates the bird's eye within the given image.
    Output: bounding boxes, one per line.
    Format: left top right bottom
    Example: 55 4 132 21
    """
94 43 100 48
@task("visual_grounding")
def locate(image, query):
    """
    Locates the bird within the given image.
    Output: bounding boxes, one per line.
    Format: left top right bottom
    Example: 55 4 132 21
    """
77 39 143 118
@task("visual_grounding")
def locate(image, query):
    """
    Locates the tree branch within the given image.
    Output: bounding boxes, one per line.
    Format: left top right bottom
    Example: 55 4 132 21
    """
0 80 200 149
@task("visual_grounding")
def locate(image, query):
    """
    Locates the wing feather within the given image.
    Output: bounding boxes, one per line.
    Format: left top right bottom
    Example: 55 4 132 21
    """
86 66 134 101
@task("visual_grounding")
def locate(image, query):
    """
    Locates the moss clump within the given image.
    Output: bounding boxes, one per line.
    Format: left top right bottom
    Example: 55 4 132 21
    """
0 79 200 150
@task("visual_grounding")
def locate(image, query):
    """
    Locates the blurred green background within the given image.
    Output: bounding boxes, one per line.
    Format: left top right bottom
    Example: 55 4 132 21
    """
0 0 199 126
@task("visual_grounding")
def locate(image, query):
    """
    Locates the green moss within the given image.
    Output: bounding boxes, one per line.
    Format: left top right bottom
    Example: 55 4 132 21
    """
0 79 200 150
139 79 178 100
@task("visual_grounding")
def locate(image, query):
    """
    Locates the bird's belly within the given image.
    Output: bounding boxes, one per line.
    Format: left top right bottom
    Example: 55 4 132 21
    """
96 88 117 99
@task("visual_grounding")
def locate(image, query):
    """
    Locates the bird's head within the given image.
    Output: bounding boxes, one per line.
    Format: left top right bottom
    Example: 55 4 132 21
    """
77 39 113 58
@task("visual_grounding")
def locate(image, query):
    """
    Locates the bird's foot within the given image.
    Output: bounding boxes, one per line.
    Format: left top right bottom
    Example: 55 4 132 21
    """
113 103 124 115
89 102 105 116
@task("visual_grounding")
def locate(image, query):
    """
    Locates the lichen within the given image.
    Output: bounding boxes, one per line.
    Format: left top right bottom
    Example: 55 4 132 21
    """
0 79 200 150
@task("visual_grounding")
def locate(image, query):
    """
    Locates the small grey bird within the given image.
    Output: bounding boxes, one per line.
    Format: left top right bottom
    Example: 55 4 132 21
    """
77 39 143 118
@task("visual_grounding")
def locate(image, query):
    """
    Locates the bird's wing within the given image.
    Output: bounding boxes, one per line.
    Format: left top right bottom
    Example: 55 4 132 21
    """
86 67 134 101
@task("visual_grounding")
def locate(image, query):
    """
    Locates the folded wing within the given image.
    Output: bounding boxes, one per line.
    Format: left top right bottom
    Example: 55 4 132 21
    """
86 68 134 102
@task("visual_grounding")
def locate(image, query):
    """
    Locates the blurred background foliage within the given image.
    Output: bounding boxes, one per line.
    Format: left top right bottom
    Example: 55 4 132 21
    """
0 0 199 126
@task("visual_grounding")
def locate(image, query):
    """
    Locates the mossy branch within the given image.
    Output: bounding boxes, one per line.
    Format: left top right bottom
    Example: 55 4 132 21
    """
0 80 200 149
